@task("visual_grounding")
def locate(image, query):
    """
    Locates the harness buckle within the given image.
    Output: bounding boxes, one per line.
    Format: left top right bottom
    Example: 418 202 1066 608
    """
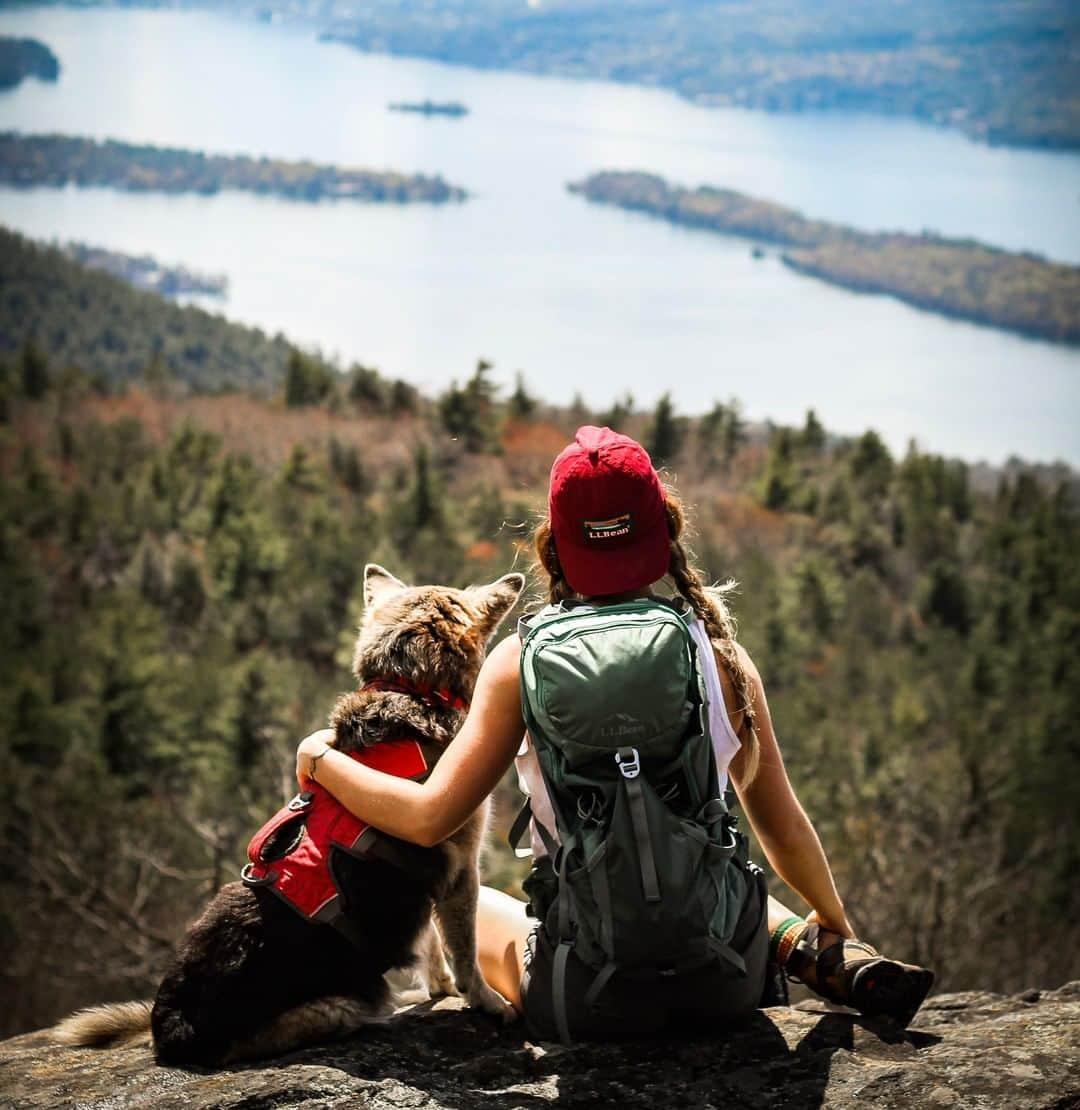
240 863 277 887
615 748 641 780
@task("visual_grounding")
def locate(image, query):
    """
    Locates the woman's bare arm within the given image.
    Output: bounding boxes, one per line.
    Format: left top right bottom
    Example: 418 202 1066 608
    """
724 643 852 936
295 635 524 848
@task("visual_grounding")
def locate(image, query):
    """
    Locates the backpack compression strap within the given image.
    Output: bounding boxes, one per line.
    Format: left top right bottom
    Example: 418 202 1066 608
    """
617 747 661 903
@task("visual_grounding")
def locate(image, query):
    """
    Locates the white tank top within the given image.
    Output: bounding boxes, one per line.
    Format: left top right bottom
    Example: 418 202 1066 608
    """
514 615 742 857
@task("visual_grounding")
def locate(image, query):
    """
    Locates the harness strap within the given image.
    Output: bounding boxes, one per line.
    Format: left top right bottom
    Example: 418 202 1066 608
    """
619 755 661 903
360 677 469 712
347 827 445 885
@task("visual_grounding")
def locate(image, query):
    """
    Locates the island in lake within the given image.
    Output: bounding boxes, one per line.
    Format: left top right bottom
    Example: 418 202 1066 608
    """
0 132 467 203
388 99 468 117
569 172 1080 346
61 241 227 299
0 36 59 91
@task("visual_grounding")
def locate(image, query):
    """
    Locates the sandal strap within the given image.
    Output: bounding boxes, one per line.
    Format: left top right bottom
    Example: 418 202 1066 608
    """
785 922 820 983
816 937 880 984
786 924 884 1006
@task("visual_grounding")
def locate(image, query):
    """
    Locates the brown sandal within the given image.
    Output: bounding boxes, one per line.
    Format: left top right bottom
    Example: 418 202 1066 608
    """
786 923 934 1027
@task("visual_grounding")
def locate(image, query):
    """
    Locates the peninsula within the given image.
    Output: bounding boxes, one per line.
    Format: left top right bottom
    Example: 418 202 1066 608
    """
0 36 59 90
388 99 468 117
61 241 227 299
0 132 467 203
570 172 1080 346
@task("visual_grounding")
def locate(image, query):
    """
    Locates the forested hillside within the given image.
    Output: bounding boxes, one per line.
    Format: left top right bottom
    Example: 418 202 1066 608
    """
1 267 1077 1037
0 227 290 392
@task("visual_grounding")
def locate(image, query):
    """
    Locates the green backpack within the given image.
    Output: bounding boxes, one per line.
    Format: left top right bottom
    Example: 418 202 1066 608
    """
511 597 753 1043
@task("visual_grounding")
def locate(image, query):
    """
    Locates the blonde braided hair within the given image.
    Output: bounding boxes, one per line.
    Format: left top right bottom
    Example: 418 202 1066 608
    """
532 490 760 784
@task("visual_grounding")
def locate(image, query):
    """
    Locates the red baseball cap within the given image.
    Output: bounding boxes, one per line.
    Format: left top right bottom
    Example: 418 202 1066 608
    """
548 426 670 597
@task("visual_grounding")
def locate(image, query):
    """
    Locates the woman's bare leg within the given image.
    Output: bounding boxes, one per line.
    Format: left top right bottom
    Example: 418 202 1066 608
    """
476 886 533 1012
767 894 804 934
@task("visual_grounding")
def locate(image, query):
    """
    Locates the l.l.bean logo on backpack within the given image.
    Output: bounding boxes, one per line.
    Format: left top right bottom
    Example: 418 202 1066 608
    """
598 712 647 741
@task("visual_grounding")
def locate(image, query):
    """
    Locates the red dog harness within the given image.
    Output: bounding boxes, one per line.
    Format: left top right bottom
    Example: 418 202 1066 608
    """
242 739 430 925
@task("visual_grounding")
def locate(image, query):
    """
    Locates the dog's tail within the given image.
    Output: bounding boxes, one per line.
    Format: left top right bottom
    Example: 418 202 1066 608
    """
52 1000 153 1049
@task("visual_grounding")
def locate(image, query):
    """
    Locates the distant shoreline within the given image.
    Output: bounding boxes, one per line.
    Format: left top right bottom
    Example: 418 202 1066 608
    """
570 172 1080 347
61 241 228 299
319 7 1079 154
0 132 467 204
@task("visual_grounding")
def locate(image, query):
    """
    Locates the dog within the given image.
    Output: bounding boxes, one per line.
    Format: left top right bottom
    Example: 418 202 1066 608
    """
53 563 524 1065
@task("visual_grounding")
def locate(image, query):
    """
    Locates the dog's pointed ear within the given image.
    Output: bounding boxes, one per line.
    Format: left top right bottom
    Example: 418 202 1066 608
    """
364 564 407 607
470 572 526 638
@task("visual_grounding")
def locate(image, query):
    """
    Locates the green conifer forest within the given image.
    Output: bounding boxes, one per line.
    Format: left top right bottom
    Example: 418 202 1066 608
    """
1 231 1077 1036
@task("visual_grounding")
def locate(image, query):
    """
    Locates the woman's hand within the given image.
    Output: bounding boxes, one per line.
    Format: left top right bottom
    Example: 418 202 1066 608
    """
295 728 336 787
806 908 855 939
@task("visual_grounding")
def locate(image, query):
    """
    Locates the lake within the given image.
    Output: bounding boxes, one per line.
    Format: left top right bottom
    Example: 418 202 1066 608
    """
1 6 1078 465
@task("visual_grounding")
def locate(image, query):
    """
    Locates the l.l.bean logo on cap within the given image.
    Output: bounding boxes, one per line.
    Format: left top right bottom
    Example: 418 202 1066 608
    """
582 513 634 544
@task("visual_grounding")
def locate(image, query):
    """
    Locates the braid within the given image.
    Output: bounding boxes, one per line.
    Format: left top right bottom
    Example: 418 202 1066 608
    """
665 496 760 785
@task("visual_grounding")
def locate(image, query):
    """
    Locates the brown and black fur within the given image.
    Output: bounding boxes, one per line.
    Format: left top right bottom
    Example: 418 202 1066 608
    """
54 564 524 1066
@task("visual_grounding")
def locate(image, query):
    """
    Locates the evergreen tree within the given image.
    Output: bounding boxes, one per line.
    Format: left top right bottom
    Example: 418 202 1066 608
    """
438 359 499 452
599 392 634 432
390 379 419 413
800 408 826 453
328 438 368 494
760 427 795 510
347 364 387 408
20 338 50 400
507 372 538 421
284 349 335 407
646 392 683 467
568 392 591 427
721 398 744 466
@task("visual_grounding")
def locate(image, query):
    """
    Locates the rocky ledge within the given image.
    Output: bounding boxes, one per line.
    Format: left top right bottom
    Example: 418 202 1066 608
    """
2 983 1077 1109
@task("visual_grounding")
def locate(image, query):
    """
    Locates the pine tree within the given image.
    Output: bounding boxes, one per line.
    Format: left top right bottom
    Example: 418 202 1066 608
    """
284 349 335 407
646 392 684 467
800 409 826 453
508 372 537 421
600 392 634 432
438 359 499 452
20 339 50 400
721 398 744 467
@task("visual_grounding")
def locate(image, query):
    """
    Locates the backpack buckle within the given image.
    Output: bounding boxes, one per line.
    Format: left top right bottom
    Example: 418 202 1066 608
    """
615 748 641 779
288 791 314 811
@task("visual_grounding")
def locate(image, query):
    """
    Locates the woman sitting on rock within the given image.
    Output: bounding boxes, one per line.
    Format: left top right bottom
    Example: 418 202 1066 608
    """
296 426 934 1040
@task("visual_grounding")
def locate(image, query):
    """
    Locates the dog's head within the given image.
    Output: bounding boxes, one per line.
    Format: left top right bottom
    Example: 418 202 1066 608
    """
352 565 526 699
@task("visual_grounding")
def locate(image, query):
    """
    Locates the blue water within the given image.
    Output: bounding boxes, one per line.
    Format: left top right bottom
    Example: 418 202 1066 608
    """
1 6 1078 464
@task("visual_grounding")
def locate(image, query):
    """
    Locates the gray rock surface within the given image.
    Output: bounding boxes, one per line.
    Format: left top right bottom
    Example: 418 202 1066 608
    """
2 983 1078 1109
